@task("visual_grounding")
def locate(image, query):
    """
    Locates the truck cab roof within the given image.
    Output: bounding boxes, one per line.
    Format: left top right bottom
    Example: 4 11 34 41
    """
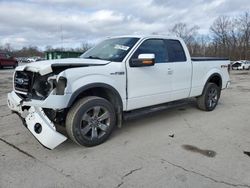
107 34 182 41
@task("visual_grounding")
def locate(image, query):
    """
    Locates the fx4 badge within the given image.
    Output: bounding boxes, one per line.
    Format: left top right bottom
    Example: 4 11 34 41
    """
110 72 125 75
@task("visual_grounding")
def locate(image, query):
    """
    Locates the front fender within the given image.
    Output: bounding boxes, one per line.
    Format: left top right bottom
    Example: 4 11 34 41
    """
67 74 126 108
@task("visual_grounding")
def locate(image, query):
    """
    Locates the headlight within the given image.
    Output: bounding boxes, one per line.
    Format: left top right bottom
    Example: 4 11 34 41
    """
31 74 67 98
32 75 53 97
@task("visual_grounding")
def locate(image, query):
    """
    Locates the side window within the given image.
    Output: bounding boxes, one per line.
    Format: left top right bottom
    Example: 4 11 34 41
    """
131 39 168 63
165 40 186 62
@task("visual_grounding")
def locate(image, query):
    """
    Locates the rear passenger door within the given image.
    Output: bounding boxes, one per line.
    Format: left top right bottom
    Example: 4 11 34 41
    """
165 39 192 100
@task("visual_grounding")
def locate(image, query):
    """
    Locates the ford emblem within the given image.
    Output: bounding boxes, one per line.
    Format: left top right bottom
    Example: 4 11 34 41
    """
16 78 24 85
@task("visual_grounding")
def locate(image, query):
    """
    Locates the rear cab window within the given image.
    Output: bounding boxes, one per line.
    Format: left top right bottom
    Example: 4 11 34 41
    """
165 40 187 62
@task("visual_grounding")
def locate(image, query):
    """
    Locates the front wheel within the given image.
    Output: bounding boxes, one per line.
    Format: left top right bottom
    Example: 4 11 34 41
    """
66 96 116 147
197 83 220 111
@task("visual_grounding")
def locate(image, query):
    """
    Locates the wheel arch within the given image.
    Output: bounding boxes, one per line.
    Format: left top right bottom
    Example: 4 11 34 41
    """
201 73 222 95
67 83 123 127
206 73 222 88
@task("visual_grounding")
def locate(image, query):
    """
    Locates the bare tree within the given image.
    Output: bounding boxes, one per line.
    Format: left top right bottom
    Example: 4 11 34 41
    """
210 16 231 57
170 23 199 55
12 45 44 58
81 42 92 52
3 43 12 53
238 12 250 59
208 12 250 60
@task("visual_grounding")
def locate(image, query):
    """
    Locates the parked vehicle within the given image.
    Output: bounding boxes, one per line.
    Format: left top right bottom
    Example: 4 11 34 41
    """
16 57 30 63
232 60 250 70
35 57 46 62
7 35 230 149
0 52 18 68
26 58 36 63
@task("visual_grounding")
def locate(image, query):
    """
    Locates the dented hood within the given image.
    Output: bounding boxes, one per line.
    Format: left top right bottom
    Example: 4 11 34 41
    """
15 58 110 75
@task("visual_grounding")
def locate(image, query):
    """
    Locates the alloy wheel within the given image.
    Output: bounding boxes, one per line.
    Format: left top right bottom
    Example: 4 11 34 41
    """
207 87 218 108
80 106 111 140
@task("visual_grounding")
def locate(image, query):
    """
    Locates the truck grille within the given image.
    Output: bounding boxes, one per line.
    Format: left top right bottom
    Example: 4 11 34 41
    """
14 71 33 93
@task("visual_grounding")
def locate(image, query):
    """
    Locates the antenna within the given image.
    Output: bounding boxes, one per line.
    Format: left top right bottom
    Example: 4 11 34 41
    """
60 24 63 50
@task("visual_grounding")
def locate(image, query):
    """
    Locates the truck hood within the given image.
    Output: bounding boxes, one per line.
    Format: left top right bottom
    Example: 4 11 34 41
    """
16 58 111 75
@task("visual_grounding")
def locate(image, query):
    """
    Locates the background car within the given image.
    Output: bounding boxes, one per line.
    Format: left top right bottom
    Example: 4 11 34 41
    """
232 60 250 70
0 52 18 69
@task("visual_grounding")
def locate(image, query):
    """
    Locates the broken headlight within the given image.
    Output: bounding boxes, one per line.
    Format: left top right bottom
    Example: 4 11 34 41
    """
32 74 54 98
56 77 67 95
31 74 67 99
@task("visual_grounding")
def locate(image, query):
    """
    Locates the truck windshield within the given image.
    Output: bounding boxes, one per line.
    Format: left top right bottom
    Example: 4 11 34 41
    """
80 37 139 62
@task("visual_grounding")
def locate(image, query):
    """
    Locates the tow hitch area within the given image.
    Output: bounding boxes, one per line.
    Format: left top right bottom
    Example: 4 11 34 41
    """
25 107 67 149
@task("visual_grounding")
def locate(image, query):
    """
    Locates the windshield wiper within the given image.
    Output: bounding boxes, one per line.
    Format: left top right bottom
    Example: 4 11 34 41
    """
85 56 101 60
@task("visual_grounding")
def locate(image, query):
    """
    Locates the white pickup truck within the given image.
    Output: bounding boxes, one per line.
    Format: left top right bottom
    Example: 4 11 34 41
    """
7 35 230 149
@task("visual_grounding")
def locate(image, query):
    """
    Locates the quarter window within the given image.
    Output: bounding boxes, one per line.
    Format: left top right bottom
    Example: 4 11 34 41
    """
165 40 186 62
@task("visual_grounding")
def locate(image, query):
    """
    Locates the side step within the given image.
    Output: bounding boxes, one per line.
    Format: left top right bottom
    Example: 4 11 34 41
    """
123 99 192 121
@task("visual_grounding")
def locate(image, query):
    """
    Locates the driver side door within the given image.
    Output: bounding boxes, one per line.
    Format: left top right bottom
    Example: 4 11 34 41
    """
126 39 173 110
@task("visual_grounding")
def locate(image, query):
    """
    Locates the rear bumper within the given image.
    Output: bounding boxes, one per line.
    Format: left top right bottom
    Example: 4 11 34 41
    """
7 91 67 149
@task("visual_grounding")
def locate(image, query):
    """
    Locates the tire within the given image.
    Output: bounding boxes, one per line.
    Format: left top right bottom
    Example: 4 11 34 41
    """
66 96 116 147
197 83 220 111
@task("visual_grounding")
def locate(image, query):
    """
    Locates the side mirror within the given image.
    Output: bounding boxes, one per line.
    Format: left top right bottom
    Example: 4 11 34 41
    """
130 54 155 67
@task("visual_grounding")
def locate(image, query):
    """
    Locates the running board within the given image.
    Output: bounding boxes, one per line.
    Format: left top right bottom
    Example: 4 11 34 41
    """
123 99 191 121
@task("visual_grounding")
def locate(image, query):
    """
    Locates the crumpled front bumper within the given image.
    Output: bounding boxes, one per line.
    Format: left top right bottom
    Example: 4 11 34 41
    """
7 91 67 149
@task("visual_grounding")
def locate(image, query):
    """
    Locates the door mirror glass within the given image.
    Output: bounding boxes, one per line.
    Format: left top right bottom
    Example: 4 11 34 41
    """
130 53 155 67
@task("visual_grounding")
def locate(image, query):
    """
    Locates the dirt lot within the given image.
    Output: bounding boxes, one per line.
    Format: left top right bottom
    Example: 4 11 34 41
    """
0 68 250 188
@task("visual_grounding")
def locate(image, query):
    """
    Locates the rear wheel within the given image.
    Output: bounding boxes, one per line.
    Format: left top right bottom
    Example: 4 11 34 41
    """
66 96 116 147
197 83 220 111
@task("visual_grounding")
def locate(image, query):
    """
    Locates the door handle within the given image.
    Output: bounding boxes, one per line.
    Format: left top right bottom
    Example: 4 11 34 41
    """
167 68 173 75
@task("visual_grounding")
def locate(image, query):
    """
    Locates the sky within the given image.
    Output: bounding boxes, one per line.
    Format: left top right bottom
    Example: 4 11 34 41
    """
0 0 250 50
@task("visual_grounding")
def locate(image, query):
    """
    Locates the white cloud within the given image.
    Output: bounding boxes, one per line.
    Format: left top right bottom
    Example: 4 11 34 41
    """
0 0 249 49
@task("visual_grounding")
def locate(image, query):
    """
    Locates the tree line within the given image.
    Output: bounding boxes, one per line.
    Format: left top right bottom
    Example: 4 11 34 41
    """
0 43 92 58
170 11 250 61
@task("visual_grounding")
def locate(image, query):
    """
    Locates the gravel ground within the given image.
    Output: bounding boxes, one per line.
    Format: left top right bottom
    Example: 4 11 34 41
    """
0 67 250 188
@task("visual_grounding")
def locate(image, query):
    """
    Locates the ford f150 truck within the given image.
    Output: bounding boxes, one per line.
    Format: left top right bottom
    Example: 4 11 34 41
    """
7 35 230 149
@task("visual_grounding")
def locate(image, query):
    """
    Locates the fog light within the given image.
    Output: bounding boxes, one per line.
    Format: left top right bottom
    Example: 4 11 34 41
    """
34 123 42 134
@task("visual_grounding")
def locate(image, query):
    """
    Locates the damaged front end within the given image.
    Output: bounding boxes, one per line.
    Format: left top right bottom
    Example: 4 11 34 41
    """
7 59 110 149
7 68 69 149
